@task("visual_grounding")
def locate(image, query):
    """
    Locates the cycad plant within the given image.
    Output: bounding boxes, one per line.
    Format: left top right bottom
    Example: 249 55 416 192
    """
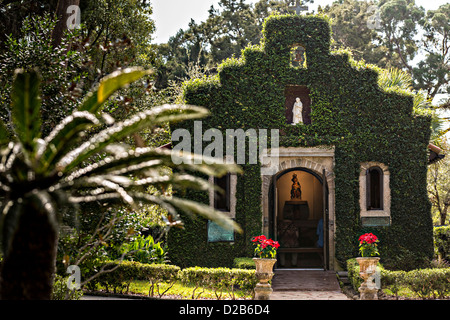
0 68 240 299
377 67 414 91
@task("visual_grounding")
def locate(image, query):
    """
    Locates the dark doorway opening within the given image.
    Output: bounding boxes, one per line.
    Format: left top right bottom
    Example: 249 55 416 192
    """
269 167 329 269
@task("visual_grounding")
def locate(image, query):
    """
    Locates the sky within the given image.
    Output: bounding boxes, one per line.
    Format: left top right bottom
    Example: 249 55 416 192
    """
151 0 449 44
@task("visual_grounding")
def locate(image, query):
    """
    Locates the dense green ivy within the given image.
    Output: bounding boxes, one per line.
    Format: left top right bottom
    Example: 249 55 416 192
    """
168 14 433 269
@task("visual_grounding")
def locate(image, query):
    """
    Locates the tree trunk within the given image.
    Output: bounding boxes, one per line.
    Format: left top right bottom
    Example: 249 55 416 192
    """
0 204 58 300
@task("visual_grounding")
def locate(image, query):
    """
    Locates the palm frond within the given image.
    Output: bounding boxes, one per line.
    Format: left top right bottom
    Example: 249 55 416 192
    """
67 192 179 222
64 147 241 182
56 105 210 173
131 173 217 192
71 176 135 207
10 69 42 156
77 67 153 115
68 191 241 233
413 90 432 110
36 111 101 173
378 67 413 91
161 196 241 232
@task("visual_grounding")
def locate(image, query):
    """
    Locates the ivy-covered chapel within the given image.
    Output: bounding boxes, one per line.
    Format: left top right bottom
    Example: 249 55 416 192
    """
168 14 434 271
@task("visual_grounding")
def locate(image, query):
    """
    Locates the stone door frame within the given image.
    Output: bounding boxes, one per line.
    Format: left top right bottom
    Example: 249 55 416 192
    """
260 146 336 270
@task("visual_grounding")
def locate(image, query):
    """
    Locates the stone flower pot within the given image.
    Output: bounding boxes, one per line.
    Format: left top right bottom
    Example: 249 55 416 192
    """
356 257 380 300
253 258 276 300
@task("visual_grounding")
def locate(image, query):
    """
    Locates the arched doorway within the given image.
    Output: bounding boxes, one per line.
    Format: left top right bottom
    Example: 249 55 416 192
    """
269 167 329 269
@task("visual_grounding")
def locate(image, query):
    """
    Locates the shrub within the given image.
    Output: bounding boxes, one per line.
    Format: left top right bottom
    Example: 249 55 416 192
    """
96 261 139 294
380 269 407 299
346 258 363 292
89 261 257 299
347 258 450 299
179 266 215 299
94 261 180 297
51 274 83 300
120 234 167 264
179 267 257 300
404 268 450 299
140 263 180 298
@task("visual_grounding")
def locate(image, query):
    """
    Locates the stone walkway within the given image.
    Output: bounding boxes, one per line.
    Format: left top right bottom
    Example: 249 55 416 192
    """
270 269 350 300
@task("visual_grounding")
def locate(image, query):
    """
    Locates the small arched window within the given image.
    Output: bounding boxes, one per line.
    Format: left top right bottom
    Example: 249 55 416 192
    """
214 173 231 212
366 166 383 210
360 162 390 226
208 170 237 242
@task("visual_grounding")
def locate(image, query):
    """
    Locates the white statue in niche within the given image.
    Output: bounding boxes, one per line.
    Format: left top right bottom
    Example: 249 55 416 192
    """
292 97 303 125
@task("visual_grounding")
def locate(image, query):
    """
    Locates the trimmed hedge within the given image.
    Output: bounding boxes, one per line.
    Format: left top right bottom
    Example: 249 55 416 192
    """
90 261 256 299
94 261 180 297
51 274 83 300
169 13 433 269
180 266 257 299
347 258 450 299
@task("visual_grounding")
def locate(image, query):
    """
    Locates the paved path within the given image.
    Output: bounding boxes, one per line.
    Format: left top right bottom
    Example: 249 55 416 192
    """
270 269 350 300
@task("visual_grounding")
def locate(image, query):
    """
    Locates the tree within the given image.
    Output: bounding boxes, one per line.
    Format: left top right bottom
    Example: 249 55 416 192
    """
154 0 316 89
377 0 425 73
321 0 449 144
0 0 60 48
153 0 257 89
414 3 450 105
0 0 159 135
79 0 157 79
321 1 449 104
0 0 158 93
0 13 88 137
319 0 387 66
0 68 241 299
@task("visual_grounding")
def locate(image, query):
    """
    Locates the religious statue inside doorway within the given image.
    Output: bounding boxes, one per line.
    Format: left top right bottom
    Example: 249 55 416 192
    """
292 97 303 125
290 173 302 199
